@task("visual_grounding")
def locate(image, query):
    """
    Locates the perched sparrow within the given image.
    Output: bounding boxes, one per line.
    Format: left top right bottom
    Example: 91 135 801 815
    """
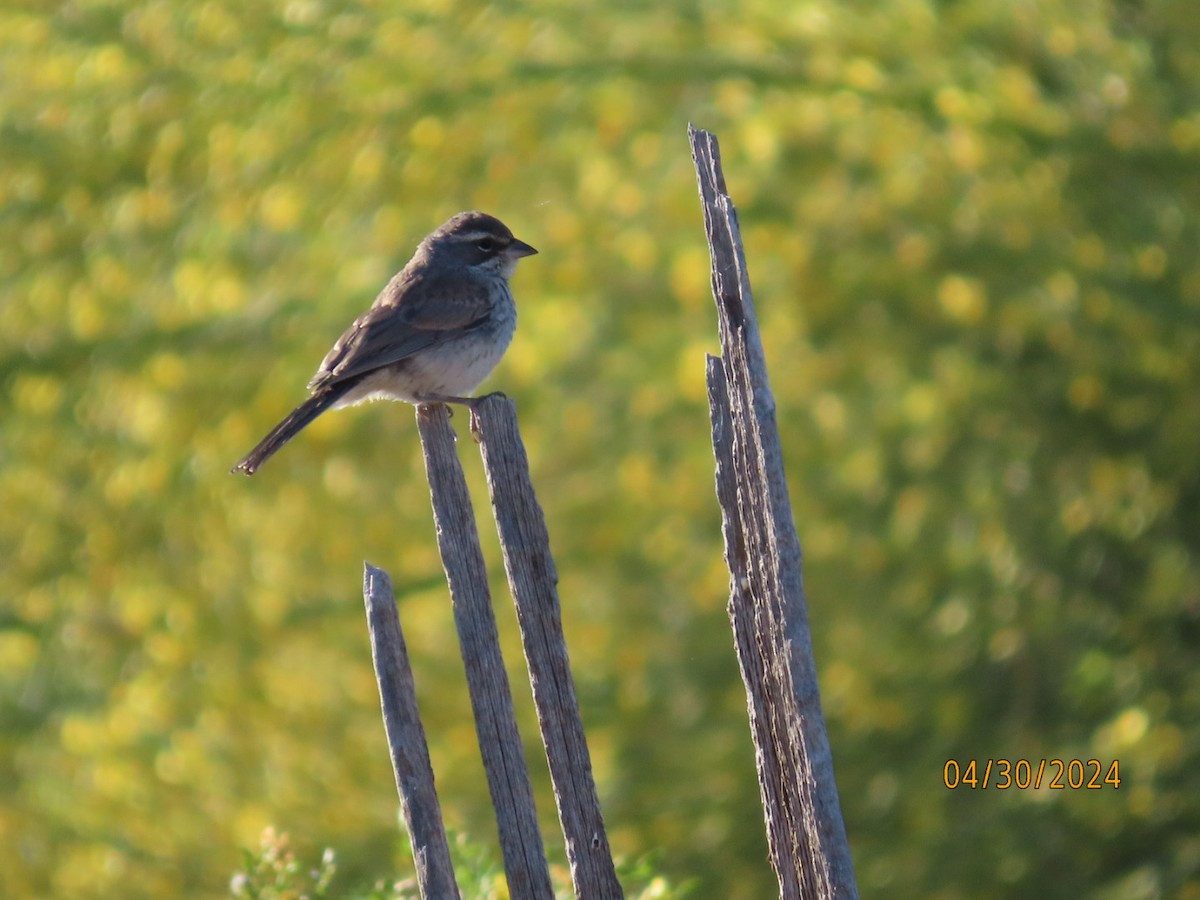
231 211 536 475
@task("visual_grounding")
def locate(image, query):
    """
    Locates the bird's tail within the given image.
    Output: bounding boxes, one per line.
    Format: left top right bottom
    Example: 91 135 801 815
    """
231 384 351 475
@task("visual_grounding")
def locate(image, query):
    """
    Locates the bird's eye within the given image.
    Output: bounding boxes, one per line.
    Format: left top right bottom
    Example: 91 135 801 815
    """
476 238 496 252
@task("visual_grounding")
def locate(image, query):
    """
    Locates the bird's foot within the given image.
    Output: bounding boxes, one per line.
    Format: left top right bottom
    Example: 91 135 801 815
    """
464 393 507 442
415 394 490 441
468 404 483 443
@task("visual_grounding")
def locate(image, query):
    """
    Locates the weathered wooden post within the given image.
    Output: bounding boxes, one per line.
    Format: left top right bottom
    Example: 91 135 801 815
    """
691 124 859 899
362 563 461 899
362 400 621 900
359 128 856 900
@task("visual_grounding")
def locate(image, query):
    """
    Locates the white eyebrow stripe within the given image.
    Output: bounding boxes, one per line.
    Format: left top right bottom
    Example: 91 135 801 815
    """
453 229 507 242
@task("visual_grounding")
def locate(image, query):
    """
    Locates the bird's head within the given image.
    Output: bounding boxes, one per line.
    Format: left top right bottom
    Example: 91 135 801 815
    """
422 211 537 278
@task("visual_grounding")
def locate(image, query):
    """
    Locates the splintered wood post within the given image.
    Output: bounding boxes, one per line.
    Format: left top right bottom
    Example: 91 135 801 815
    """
361 563 461 900
472 393 624 900
415 404 555 900
689 124 859 899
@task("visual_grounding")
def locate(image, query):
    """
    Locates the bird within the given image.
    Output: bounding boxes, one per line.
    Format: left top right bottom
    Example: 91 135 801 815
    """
231 211 537 475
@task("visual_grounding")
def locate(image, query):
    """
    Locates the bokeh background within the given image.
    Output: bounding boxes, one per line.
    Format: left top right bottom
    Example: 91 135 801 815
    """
3 0 1199 897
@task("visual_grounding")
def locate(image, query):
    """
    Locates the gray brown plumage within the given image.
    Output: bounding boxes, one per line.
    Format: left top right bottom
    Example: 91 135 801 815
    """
232 211 536 475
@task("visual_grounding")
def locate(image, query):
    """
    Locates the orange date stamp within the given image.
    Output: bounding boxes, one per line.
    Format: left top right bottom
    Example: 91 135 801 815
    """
943 758 1121 790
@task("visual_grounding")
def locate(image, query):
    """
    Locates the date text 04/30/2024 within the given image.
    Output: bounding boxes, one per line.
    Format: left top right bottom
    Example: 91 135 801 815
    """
943 759 1121 790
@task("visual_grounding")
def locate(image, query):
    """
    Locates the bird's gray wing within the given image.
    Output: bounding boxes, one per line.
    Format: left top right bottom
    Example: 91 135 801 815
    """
307 267 492 390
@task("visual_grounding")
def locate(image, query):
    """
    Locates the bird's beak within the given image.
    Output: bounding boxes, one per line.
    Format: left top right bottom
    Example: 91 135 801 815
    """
507 238 538 258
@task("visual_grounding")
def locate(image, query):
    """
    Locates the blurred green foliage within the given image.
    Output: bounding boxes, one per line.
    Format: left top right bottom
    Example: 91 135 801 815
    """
2 0 1198 897
228 827 689 900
